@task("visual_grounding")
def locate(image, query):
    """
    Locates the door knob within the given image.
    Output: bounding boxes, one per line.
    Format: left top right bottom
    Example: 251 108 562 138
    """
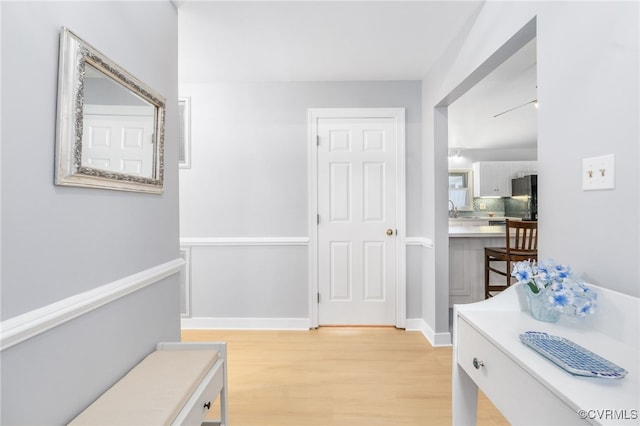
386 229 394 236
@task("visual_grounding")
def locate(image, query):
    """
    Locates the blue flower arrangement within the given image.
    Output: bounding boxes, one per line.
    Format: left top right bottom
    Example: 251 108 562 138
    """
511 259 597 317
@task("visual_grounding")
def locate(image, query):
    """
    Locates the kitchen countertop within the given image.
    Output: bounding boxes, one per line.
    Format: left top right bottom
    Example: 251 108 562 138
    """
449 225 507 238
448 216 521 222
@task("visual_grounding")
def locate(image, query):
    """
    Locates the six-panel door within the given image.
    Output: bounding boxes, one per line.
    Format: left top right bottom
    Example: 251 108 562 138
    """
317 117 397 325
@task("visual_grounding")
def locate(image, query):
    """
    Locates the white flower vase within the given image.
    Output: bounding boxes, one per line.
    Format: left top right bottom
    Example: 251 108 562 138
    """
523 284 561 323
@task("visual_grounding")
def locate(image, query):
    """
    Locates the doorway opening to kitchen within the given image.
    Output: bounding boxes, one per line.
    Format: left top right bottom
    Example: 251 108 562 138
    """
435 17 538 333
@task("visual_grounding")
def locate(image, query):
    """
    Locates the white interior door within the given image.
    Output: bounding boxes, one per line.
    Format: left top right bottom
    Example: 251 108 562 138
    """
82 110 155 177
316 116 398 325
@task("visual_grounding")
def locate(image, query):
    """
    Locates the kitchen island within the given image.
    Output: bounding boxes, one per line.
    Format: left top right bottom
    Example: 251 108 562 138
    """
449 226 508 306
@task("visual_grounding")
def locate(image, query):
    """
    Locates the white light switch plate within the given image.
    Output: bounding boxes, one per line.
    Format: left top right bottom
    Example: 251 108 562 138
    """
582 154 615 190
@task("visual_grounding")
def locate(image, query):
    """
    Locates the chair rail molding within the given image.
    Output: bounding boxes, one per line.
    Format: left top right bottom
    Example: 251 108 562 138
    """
405 237 434 248
0 258 185 351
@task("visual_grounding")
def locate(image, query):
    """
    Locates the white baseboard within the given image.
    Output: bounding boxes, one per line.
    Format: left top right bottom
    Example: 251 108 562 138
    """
406 318 452 347
182 317 311 330
0 258 185 351
180 237 310 246
182 236 429 248
183 317 452 345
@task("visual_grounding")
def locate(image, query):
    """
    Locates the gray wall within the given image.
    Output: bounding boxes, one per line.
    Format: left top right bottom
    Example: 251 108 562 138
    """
447 147 537 169
179 81 423 320
536 2 639 288
1 2 180 423
423 1 639 337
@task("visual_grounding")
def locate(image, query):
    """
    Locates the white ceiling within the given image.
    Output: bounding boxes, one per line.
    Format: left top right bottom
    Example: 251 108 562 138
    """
176 1 536 150
177 1 485 82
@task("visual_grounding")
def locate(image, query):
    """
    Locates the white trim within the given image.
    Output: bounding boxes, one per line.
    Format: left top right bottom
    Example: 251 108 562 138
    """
182 317 310 330
182 317 451 342
405 237 434 248
180 237 310 247
308 109 319 328
84 104 155 117
0 258 185 351
308 107 407 329
406 318 452 347
395 108 407 329
179 247 192 318
178 97 191 169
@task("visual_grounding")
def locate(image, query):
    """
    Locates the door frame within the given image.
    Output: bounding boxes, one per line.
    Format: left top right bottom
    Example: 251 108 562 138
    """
308 108 406 329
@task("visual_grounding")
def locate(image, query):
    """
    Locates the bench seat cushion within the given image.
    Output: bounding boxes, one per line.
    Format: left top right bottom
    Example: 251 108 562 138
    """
69 350 219 425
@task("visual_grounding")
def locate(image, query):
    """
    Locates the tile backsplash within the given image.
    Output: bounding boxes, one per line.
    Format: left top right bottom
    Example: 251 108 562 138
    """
456 197 531 218
472 198 504 213
457 198 505 217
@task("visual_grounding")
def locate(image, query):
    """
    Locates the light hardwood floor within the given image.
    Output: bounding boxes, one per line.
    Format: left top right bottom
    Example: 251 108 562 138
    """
182 327 508 426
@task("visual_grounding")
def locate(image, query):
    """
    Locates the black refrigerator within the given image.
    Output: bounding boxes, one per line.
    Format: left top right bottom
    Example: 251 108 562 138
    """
509 175 537 220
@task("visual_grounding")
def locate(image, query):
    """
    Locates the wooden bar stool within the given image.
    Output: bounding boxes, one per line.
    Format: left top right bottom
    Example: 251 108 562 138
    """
484 219 538 299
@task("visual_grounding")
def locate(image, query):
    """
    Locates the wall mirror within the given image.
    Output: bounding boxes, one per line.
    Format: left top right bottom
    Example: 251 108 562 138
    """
55 27 165 193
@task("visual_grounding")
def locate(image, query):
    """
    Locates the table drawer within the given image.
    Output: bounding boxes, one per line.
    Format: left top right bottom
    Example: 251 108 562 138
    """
173 360 225 426
457 318 583 425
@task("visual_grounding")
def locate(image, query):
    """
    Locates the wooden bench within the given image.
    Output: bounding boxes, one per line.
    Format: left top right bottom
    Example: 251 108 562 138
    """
68 342 228 426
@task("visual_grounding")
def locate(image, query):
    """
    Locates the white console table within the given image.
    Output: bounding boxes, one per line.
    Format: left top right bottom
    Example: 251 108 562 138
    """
452 283 639 425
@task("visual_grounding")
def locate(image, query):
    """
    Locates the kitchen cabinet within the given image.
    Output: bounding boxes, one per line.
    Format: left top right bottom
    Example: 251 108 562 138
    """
472 162 511 197
472 161 537 197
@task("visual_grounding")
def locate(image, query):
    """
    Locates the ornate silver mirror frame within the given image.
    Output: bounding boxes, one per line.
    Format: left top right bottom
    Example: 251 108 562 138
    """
55 27 165 193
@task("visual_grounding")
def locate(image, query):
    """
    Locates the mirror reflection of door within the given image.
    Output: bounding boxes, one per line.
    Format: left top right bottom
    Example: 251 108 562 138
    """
82 106 155 177
82 63 156 178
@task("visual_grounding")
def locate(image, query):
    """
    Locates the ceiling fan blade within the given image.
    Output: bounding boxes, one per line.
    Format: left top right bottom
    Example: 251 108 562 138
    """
493 99 537 118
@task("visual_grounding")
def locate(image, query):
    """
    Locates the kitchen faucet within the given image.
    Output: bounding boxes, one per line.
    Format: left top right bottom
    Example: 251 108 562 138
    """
449 200 458 218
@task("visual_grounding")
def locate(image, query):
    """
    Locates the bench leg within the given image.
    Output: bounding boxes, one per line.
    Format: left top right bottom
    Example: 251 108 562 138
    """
219 383 228 426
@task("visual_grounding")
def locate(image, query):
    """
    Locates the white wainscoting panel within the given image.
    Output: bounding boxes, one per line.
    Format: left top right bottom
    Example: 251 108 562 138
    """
0 259 184 351
181 236 431 331
186 242 308 322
